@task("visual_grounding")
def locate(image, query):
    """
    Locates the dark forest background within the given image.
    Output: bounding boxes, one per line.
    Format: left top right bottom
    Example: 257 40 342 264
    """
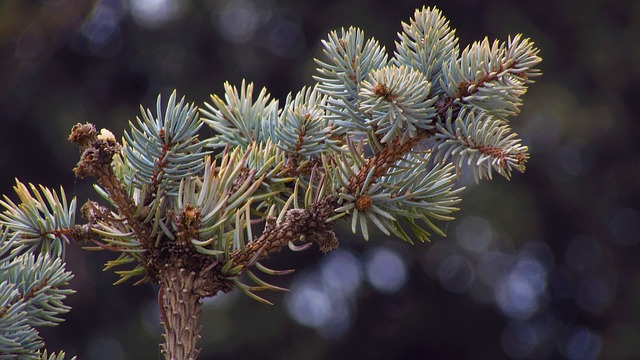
1 1 639 359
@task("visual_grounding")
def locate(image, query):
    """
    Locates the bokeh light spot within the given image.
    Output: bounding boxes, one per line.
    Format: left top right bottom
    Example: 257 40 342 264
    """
129 0 186 28
320 250 362 297
78 0 125 57
364 247 408 294
495 255 548 319
561 327 602 360
476 251 513 288
501 312 559 359
217 0 260 43
285 265 358 339
436 252 475 293
422 241 456 280
285 275 332 328
82 2 122 45
456 216 493 253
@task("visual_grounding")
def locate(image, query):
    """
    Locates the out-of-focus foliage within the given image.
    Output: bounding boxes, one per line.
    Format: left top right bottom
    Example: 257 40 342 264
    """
0 183 75 359
1 1 638 360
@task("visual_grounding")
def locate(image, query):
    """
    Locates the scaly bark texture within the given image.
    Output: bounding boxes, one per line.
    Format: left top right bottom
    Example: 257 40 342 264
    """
159 267 202 360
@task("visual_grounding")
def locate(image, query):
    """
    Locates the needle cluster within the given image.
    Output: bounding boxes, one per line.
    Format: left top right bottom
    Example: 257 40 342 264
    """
0 7 541 359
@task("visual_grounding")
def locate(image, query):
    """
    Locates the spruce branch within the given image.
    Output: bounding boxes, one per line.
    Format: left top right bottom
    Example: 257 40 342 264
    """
230 196 339 267
441 34 542 118
122 90 207 197
0 224 75 359
394 6 459 93
430 106 529 181
1 253 74 327
315 27 388 136
69 123 155 253
276 85 333 159
315 27 389 104
344 130 433 194
0 6 541 359
201 80 279 149
359 65 437 143
0 181 77 257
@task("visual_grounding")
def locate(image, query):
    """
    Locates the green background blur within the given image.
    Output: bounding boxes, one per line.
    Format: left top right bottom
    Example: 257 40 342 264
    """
1 0 639 359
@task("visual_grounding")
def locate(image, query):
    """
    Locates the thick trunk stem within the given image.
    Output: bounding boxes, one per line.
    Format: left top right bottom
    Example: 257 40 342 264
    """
160 267 202 360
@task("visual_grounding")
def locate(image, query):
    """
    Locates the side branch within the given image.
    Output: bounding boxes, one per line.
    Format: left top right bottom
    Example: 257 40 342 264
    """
347 98 464 196
145 139 172 204
458 136 527 170
231 198 338 267
455 45 526 99
231 125 440 266
0 277 51 318
346 132 430 194
69 123 154 250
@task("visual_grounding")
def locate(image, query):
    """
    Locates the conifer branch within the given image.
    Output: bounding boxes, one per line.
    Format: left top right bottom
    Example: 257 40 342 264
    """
0 6 541 359
69 123 155 251
123 91 207 198
441 34 542 118
431 106 529 181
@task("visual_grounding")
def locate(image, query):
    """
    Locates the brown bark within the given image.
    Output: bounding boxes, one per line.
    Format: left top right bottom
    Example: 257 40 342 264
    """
159 267 202 360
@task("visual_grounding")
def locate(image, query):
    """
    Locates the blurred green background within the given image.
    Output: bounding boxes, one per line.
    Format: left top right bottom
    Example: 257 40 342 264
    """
1 0 639 359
